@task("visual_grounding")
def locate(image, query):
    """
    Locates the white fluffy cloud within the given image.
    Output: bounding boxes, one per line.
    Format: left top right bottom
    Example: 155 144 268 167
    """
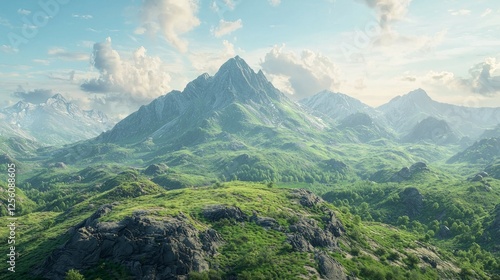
189 40 236 74
465 57 500 95
404 58 500 96
81 37 172 111
260 45 341 99
213 19 242 37
355 0 411 31
139 0 200 53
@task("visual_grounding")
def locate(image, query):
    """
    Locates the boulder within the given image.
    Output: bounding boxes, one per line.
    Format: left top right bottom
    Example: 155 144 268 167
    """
315 252 348 280
202 205 248 222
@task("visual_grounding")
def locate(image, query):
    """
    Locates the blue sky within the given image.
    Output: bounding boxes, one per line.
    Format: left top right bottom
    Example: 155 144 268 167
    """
1 0 499 118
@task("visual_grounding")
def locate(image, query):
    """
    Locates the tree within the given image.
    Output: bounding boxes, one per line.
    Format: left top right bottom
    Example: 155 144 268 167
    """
65 269 85 280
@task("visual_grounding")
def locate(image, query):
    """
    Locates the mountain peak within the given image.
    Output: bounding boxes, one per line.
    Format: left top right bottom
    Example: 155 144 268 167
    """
48 93 68 103
405 88 431 101
217 55 252 74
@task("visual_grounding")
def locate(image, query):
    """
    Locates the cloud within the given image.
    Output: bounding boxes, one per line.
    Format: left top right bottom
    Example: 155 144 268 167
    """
268 0 281 6
17 9 31 15
80 37 172 112
481 8 492 17
401 75 416 82
12 88 55 104
419 59 500 96
449 9 471 16
48 48 90 61
189 40 236 74
213 19 242 37
355 0 411 31
260 45 341 99
72 14 93 19
1 45 18 54
139 0 200 53
464 57 500 95
33 59 50 65
426 71 455 83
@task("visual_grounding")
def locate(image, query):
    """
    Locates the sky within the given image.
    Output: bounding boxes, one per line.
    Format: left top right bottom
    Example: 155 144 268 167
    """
1 0 500 119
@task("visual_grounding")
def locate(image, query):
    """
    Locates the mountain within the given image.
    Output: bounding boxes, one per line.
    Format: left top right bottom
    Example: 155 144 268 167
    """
480 124 500 140
378 88 500 138
403 116 459 145
98 56 322 145
447 137 500 164
335 112 395 143
300 90 378 122
0 94 112 145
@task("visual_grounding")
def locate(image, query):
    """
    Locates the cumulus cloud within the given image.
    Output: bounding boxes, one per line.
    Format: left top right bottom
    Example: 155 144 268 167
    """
464 57 500 95
80 37 172 111
12 88 55 104
355 0 411 31
260 45 341 99
213 19 242 37
48 48 90 61
189 40 236 74
139 0 200 53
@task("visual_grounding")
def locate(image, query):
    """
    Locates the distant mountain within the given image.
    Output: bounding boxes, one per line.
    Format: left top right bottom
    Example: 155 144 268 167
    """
447 137 500 164
378 88 500 138
403 117 459 145
300 90 377 122
0 94 112 146
480 124 500 140
336 112 395 143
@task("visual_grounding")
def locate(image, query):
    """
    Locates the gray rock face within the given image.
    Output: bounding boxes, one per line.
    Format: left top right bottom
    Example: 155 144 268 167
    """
34 205 222 280
202 205 248 222
400 187 424 218
315 252 348 280
250 212 281 231
292 189 324 208
390 162 429 182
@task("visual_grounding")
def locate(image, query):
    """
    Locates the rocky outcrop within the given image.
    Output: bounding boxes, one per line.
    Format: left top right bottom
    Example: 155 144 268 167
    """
390 162 429 182
315 252 348 280
202 205 248 222
34 205 222 280
286 190 345 252
291 189 324 208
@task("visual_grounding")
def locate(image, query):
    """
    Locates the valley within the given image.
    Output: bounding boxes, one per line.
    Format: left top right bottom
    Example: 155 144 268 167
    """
1 57 500 279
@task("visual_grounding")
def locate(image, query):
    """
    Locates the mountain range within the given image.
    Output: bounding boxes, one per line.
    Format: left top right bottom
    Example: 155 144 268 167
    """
1 56 500 279
0 94 112 146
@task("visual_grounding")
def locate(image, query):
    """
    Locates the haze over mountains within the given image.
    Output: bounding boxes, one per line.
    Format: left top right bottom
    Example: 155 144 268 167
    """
2 56 500 279
0 94 112 146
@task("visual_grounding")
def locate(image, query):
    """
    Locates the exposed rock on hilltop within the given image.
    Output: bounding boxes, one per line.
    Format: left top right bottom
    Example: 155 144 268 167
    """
35 205 222 280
